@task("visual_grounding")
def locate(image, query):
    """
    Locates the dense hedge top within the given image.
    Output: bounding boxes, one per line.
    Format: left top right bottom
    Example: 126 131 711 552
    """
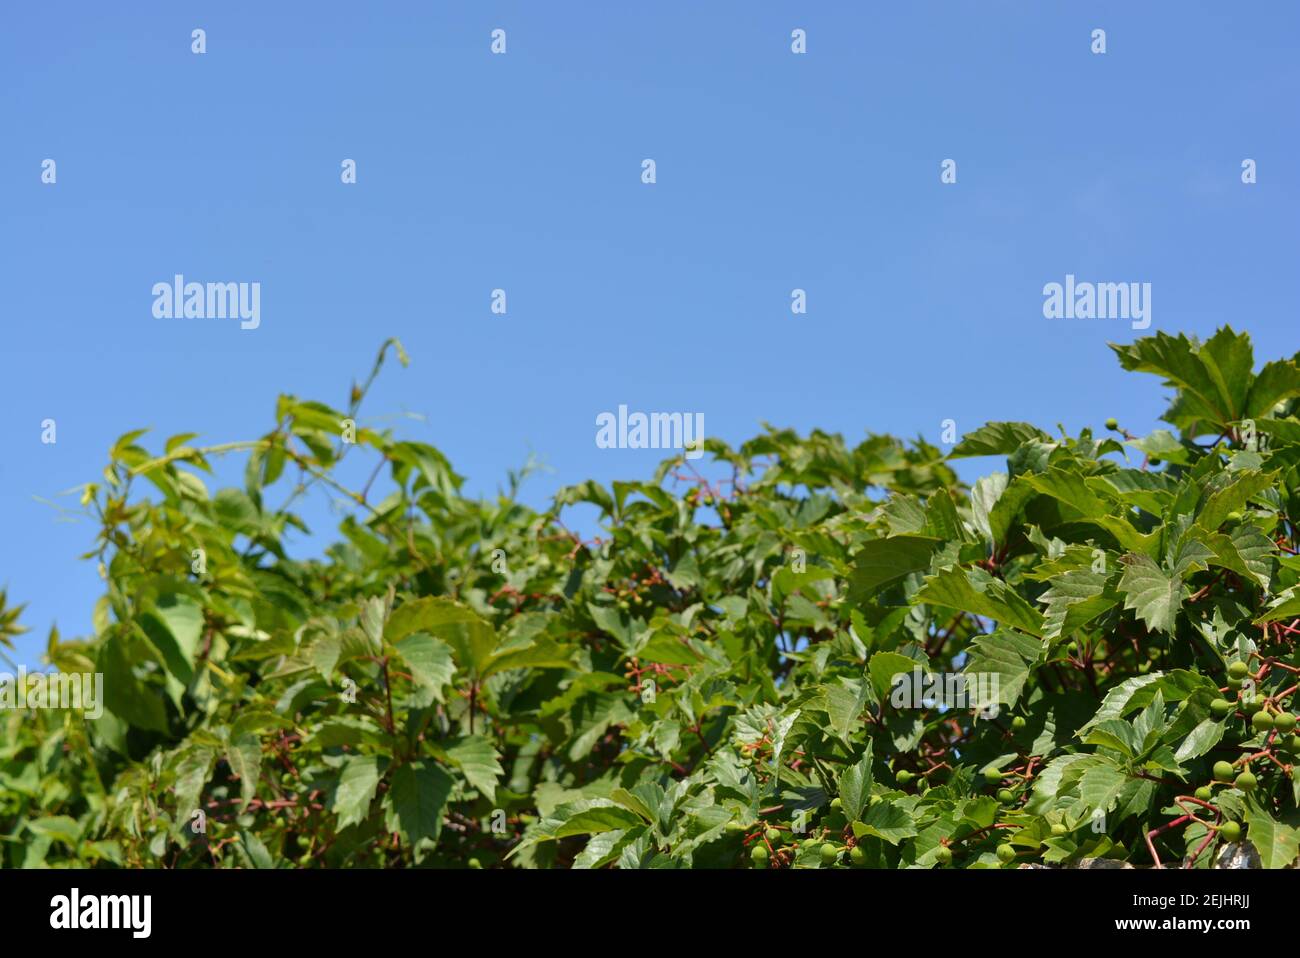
5 327 1300 870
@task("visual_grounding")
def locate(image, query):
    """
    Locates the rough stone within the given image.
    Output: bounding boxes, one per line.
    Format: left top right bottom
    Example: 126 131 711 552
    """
1213 841 1261 869
1074 857 1134 869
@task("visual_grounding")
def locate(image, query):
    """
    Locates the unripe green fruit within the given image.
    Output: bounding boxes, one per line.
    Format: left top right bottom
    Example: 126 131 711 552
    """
820 843 839 865
1273 713 1296 733
280 773 293 786
295 835 311 850
997 788 1015 804
1287 734 1300 752
829 797 842 812
1011 716 1026 731
848 845 868 867
297 853 312 866
1066 641 1078 655
935 846 953 865
1147 646 1161 661
983 768 1003 784
1213 761 1235 782
1224 510 1243 524
1050 823 1067 836
1227 677 1243 690
1219 821 1241 842
1194 786 1213 802
1209 699 1233 719
996 844 1016 864
1104 418 1118 431
896 770 914 785
1138 661 1152 674
749 844 769 867
1252 711 1274 733
1234 771 1258 792
765 827 783 846
467 857 483 869
1228 661 1249 680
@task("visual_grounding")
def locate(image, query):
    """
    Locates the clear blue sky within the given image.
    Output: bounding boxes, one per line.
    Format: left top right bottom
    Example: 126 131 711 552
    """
2 2 1297 667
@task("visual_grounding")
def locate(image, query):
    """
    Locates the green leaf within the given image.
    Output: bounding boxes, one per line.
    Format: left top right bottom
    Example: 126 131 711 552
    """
869 651 923 703
1173 719 1224 763
847 535 940 601
332 756 384 830
838 742 874 822
444 736 503 804
915 566 1045 637
225 733 262 811
383 761 453 860
386 597 498 679
949 422 1049 458
1243 799 1300 869
962 630 1042 707
850 801 917 844
137 593 204 686
1118 553 1198 635
392 632 456 700
1039 569 1118 641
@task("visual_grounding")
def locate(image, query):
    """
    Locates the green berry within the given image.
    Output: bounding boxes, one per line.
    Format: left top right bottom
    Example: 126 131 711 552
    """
829 797 843 812
296 853 312 867
749 844 769 867
819 842 839 865
983 768 1003 784
765 827 783 846
1252 711 1275 733
1219 821 1241 843
1273 713 1296 734
1104 418 1118 431
935 846 953 866
1213 761 1235 782
1195 786 1213 802
1244 697 1264 715
1228 661 1249 680
1011 716 1026 731
467 857 483 869
1209 699 1233 720
996 844 1016 864
848 845 867 867
997 788 1015 804
1234 771 1258 792
896 770 914 785
1227 677 1243 690
1050 823 1067 836
295 835 311 850
1287 733 1300 752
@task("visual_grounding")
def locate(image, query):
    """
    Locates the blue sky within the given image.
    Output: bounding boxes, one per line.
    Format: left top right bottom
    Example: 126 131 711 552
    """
2 2 1297 667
